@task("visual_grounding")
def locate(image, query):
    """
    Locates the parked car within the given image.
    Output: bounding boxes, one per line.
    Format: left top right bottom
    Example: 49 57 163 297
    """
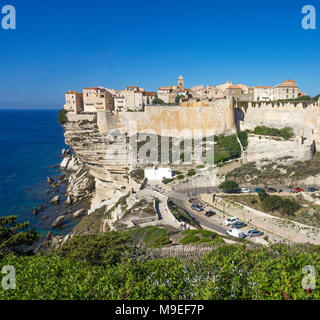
247 229 264 237
191 204 203 212
232 221 247 229
291 187 304 193
240 187 251 193
254 188 261 193
205 210 215 217
267 187 277 193
223 217 239 226
278 189 283 193
307 187 318 192
226 229 246 239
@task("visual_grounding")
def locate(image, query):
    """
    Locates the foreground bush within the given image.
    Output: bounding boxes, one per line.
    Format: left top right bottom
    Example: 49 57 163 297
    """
1 244 320 300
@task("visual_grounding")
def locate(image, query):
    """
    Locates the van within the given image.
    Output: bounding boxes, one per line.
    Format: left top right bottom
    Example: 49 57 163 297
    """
227 229 246 239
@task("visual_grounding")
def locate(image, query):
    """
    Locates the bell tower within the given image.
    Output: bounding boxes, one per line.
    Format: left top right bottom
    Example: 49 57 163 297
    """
178 75 184 90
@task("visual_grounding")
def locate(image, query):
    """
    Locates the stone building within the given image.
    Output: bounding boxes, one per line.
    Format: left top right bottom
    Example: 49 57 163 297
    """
114 86 144 111
158 87 171 103
273 80 300 100
143 91 157 105
83 87 114 113
226 85 254 101
177 75 184 90
254 86 274 101
64 90 83 114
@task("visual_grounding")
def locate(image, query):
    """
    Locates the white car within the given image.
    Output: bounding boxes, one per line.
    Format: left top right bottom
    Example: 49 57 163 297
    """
227 229 246 239
240 188 251 193
223 217 239 226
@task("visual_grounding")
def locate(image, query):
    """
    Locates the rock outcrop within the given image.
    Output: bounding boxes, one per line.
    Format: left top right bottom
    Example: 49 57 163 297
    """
52 216 64 228
62 115 134 210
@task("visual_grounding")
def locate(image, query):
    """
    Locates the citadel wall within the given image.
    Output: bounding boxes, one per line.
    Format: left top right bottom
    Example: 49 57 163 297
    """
236 102 320 150
97 99 236 137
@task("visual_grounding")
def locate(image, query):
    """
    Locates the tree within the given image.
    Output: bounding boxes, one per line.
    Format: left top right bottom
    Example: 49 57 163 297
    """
175 95 181 104
152 97 165 105
219 180 239 192
296 95 312 100
58 109 68 125
258 189 268 201
0 216 39 255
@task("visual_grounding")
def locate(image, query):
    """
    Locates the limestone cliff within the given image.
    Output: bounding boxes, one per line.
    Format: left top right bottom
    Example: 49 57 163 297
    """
61 114 134 210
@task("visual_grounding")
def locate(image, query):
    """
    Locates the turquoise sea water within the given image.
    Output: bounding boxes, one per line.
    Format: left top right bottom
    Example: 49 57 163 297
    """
0 110 76 236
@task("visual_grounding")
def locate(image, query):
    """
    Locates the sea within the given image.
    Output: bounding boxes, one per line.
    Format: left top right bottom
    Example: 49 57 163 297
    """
0 109 78 237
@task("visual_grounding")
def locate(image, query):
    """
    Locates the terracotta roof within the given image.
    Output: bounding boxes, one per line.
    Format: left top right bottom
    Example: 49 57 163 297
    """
65 90 82 94
144 91 156 96
254 86 273 89
126 86 139 90
229 85 242 89
275 80 298 88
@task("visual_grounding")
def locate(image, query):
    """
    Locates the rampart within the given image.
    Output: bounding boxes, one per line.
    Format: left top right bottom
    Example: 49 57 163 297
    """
97 99 236 137
236 102 320 150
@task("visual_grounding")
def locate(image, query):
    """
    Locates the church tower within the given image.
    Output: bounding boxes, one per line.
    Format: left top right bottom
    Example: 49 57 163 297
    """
178 75 184 90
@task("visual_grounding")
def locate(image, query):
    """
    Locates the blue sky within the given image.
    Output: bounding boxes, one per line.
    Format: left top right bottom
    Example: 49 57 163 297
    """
0 0 319 109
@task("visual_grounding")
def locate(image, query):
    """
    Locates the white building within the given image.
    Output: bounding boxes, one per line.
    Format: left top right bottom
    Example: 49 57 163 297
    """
254 86 274 101
144 168 173 181
273 80 300 100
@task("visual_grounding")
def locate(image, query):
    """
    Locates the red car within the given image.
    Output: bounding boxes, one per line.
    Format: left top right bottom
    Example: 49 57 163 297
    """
292 187 304 193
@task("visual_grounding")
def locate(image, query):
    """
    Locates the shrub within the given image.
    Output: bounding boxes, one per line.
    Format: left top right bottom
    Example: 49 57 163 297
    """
0 216 39 256
219 180 239 191
253 126 294 140
187 169 196 176
56 232 134 266
152 97 165 105
258 189 268 201
58 109 68 125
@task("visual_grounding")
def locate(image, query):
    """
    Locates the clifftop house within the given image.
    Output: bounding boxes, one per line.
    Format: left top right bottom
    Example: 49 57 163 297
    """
64 78 305 114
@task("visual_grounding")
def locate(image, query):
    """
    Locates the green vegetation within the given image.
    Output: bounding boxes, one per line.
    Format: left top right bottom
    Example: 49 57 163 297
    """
0 216 39 256
167 200 199 228
2 216 320 300
56 232 134 266
180 230 224 245
236 99 318 112
126 226 171 248
237 131 248 148
163 178 174 184
213 134 242 164
57 109 68 125
258 190 301 216
219 180 239 192
253 126 294 140
130 168 145 182
227 153 320 186
177 174 185 180
2 242 320 299
152 97 165 105
187 169 196 177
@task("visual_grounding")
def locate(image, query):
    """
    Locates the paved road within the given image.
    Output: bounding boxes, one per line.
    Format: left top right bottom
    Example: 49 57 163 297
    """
168 191 227 234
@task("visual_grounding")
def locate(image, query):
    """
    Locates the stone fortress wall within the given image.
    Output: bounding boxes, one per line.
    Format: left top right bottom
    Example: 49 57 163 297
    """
95 99 320 163
236 101 320 150
97 99 236 137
